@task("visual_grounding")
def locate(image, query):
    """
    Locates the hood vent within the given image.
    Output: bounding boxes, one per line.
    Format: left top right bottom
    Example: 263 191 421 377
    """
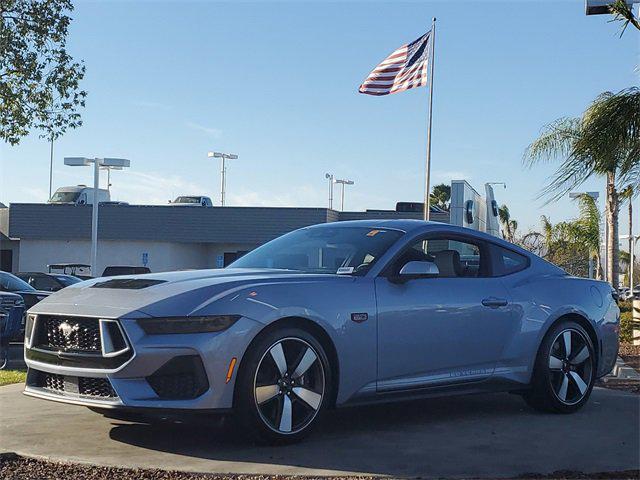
91 278 166 290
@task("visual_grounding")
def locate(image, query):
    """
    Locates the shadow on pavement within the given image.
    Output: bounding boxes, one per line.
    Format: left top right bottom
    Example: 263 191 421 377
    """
108 391 538 476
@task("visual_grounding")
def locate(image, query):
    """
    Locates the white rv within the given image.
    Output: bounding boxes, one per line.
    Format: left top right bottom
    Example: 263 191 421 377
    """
48 186 110 205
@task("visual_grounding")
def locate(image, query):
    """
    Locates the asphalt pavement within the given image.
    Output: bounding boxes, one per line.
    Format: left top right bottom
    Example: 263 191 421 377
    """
0 383 638 478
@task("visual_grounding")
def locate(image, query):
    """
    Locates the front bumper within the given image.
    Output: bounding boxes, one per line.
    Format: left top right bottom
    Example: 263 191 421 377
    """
23 315 263 410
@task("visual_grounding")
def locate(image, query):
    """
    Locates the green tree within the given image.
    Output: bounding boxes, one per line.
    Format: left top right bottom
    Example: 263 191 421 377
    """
429 183 451 210
498 204 518 242
1 0 86 145
520 195 602 278
524 88 640 289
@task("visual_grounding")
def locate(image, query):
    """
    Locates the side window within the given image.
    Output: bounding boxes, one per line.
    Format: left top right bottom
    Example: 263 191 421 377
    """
393 236 486 278
493 245 529 276
32 275 58 291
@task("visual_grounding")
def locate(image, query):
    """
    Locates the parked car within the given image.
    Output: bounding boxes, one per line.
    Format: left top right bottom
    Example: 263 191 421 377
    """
16 272 82 292
169 196 213 207
48 263 92 280
102 266 151 277
0 271 49 341
48 185 110 205
0 271 50 310
0 292 25 368
23 220 619 443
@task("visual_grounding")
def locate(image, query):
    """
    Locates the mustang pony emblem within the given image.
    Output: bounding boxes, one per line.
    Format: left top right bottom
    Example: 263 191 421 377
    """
58 321 79 340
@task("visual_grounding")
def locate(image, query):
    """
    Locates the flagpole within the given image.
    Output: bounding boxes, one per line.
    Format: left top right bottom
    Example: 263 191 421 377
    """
423 17 436 221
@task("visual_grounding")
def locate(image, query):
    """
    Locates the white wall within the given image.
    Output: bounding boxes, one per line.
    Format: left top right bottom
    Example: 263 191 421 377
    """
17 239 256 275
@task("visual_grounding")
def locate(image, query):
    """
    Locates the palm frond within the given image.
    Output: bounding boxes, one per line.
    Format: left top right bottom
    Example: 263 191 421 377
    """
523 118 582 168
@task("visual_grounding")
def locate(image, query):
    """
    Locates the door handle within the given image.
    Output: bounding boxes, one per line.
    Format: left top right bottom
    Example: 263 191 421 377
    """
481 297 508 308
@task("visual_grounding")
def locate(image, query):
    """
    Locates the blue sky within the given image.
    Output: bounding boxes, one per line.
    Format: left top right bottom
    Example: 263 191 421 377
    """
1 0 638 234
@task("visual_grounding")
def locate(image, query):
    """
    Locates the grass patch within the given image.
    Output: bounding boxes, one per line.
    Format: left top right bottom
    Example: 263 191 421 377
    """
0 369 26 386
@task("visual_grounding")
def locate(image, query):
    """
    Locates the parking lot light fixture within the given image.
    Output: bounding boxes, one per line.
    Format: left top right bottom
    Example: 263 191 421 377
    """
208 151 238 206
333 178 355 212
325 173 334 210
63 157 131 276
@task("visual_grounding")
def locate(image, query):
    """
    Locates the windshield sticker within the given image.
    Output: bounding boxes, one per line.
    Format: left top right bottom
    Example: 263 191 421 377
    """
336 266 355 275
366 229 382 237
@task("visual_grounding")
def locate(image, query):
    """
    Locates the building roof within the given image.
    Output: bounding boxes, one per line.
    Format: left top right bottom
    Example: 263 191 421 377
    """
5 204 449 245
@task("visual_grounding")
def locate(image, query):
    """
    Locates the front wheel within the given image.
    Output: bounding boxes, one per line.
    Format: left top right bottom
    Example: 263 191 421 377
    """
234 327 331 444
524 320 596 413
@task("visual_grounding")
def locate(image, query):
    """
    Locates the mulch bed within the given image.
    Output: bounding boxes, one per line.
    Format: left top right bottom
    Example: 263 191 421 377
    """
0 453 638 480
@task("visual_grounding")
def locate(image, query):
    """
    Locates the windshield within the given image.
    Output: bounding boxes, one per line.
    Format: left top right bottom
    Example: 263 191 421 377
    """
174 196 200 204
0 271 35 291
230 226 403 275
50 191 80 203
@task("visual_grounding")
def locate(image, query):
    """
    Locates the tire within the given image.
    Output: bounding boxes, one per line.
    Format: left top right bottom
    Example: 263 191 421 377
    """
234 327 331 444
524 320 596 413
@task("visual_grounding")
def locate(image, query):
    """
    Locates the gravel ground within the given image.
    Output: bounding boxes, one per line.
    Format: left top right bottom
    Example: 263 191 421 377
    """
0 454 638 480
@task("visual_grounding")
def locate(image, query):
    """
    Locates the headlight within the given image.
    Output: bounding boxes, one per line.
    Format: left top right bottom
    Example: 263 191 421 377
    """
138 315 241 335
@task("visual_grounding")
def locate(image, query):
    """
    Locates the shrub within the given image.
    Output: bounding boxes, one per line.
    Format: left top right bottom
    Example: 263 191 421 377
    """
620 311 634 343
619 300 633 313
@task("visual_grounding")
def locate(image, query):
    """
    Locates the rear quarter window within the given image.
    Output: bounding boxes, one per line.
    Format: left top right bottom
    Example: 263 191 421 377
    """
493 245 529 276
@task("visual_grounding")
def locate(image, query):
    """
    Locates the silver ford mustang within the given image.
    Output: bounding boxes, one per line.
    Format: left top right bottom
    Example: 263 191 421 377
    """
24 220 620 443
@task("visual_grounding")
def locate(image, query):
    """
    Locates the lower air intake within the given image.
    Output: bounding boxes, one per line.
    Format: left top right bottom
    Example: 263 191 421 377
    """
146 355 209 400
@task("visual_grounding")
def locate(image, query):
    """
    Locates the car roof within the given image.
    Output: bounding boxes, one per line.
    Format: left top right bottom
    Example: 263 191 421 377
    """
308 220 537 256
308 219 437 232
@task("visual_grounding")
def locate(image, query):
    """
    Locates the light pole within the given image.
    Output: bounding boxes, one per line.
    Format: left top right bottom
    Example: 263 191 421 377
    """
64 157 131 276
570 191 600 279
208 151 238 206
325 173 334 210
334 178 354 211
620 234 640 293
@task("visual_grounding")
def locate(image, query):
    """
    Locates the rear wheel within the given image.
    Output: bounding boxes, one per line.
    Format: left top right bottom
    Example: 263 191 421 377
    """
524 320 595 413
235 327 331 444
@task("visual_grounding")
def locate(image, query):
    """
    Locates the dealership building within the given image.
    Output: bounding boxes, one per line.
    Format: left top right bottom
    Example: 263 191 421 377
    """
0 180 501 275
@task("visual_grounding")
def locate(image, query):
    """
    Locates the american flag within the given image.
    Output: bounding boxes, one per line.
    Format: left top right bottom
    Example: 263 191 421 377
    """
359 31 432 96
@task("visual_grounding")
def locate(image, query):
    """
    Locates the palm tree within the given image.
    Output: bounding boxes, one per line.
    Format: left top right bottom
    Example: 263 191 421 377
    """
429 184 451 211
574 194 603 279
498 204 518 242
524 88 640 289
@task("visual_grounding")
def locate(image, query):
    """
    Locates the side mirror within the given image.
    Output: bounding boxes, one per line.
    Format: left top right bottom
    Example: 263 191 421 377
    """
391 261 439 283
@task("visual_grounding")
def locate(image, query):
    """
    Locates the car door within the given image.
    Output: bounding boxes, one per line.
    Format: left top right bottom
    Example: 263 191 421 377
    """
375 233 518 392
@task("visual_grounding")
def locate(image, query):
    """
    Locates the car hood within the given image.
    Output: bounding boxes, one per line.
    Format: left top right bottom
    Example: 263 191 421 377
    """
28 268 341 318
17 289 51 297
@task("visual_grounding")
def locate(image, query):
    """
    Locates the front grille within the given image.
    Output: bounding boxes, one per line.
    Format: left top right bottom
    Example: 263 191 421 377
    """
0 295 22 308
31 370 117 399
42 316 101 352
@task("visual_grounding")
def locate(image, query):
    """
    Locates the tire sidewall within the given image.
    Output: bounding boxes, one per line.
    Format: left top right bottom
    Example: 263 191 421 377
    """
234 326 332 443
